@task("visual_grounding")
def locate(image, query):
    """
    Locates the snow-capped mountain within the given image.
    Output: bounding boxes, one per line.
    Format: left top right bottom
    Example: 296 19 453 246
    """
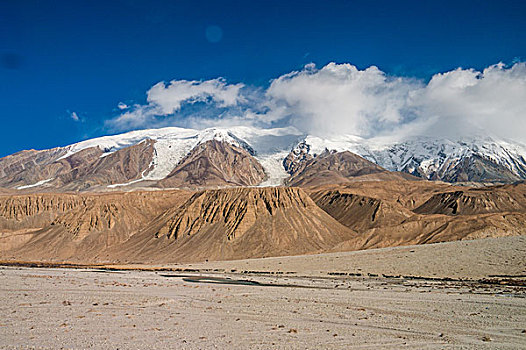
1 125 526 192
0 126 304 191
363 137 526 182
58 126 303 185
290 134 526 183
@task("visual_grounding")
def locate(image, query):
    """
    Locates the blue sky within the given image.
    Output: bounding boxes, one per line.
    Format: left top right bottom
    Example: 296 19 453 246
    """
1 0 526 157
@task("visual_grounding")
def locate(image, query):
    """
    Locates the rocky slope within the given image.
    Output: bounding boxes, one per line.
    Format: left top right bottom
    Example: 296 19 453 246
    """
413 183 526 216
0 187 357 263
0 141 156 191
309 190 414 232
0 148 68 181
1 181 526 264
158 140 266 188
0 190 192 259
284 149 414 187
107 187 357 263
307 181 526 252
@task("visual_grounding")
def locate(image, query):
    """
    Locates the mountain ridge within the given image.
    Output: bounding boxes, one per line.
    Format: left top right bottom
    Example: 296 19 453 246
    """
1 126 526 191
2 182 525 264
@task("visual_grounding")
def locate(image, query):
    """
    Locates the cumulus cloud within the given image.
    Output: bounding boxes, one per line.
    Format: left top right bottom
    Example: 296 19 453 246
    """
253 62 526 142
106 61 526 143
263 62 421 137
107 78 246 130
409 63 526 141
147 78 245 114
117 102 128 110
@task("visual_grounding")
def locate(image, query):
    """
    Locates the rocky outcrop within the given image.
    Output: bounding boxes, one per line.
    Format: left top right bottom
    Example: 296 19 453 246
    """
283 140 313 176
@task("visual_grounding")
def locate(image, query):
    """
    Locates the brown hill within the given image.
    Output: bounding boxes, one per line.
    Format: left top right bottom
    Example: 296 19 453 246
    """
306 180 457 210
2 182 526 265
309 182 526 252
284 150 412 187
108 187 356 263
414 184 526 215
333 212 526 252
158 140 267 188
0 190 191 260
309 190 413 232
1 187 355 263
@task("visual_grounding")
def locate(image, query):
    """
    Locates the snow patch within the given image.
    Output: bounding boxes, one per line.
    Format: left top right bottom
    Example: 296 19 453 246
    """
17 178 54 190
106 178 145 188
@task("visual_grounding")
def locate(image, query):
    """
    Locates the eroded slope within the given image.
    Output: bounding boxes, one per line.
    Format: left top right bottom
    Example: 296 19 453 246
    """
105 187 356 263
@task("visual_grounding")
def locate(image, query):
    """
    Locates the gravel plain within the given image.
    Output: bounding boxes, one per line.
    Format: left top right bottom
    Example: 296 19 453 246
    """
1 237 526 349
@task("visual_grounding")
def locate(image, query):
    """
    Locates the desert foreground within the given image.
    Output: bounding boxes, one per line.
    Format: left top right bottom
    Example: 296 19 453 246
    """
1 236 525 349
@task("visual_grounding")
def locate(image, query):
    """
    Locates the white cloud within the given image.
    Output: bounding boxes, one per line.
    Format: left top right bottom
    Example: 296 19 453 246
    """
410 63 526 141
70 111 80 121
117 102 128 110
253 62 526 142
107 78 245 130
107 62 526 143
109 105 154 130
147 78 245 115
264 62 421 137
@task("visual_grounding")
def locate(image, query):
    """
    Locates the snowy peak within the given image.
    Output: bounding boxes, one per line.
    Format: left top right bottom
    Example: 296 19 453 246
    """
196 128 256 155
1 126 305 191
158 139 267 188
292 134 526 183
366 136 526 182
56 126 303 182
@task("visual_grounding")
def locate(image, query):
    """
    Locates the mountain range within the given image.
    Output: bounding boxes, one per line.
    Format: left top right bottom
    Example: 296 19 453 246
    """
2 181 525 263
1 126 526 192
1 126 526 264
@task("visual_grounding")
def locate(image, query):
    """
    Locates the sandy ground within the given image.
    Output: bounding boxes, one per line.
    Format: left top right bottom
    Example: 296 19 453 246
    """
170 236 526 280
1 237 526 349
